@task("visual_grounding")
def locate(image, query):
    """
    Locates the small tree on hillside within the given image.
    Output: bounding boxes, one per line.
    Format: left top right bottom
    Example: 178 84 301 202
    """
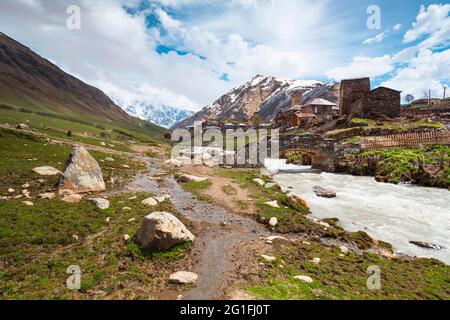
405 94 415 104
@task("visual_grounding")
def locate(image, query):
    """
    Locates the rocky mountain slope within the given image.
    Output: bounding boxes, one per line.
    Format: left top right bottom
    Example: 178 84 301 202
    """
172 75 339 129
0 32 163 132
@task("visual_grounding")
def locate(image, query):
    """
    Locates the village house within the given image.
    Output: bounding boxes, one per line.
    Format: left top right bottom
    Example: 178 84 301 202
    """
339 78 401 119
302 98 337 121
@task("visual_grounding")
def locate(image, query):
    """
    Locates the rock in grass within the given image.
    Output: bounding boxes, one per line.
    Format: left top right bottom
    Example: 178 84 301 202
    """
293 275 313 283
141 197 158 206
8 188 15 193
154 195 171 203
105 157 115 162
39 192 56 199
253 178 265 186
62 194 83 203
311 258 321 265
136 212 195 250
339 246 349 254
409 241 444 250
16 123 30 130
22 201 34 206
261 255 276 262
169 271 198 285
32 166 61 176
123 234 131 242
177 174 207 183
90 198 110 210
313 186 336 198
287 192 309 209
264 200 279 208
58 147 105 193
269 217 278 227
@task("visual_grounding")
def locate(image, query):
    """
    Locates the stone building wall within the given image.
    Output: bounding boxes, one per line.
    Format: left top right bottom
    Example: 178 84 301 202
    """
361 87 401 118
339 78 370 116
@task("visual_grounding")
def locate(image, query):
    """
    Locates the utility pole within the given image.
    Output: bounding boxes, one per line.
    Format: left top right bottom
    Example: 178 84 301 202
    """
428 90 431 107
443 86 447 100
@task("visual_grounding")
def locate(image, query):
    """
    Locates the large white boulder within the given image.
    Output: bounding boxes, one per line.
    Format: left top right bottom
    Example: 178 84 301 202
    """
90 198 110 210
177 174 207 183
169 271 198 285
58 147 105 193
136 212 195 250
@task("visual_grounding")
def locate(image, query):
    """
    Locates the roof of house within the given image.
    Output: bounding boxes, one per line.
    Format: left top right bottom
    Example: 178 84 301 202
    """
294 112 317 118
371 86 402 93
305 98 337 107
287 105 303 111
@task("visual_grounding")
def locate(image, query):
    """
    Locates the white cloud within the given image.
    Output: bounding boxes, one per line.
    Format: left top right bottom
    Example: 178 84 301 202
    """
393 24 402 31
403 4 450 43
326 55 393 81
382 49 450 100
363 30 389 45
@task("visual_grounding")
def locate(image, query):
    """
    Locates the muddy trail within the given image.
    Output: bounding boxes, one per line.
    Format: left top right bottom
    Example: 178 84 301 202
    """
126 158 270 300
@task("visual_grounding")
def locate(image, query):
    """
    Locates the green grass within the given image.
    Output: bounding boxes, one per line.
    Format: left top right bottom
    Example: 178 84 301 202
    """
179 180 213 202
0 127 146 196
0 106 167 151
247 239 450 300
0 192 194 299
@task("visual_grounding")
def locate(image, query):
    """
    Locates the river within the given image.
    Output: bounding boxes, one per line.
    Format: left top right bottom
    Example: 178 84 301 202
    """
273 171 450 265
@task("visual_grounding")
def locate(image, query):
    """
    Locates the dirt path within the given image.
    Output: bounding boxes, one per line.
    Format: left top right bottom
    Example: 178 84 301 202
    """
126 159 270 300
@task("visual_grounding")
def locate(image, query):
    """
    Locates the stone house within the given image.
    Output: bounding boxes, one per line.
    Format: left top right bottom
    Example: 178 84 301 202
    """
339 78 401 119
302 98 337 121
350 87 401 119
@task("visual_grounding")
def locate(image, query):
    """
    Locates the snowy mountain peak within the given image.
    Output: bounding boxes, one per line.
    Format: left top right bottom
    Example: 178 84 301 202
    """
172 75 336 129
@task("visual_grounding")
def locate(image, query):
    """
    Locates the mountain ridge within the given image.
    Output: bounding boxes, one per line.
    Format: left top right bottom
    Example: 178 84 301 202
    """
171 75 339 129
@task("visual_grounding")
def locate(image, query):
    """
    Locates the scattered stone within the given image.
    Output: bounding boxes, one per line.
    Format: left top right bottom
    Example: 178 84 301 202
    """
253 178 265 186
21 183 30 189
16 123 30 130
268 217 278 227
122 165 130 169
128 196 138 200
303 241 311 246
154 195 170 203
122 207 132 211
58 147 106 193
287 192 309 209
39 192 56 200
261 255 276 262
409 241 444 250
266 236 286 242
311 258 321 265
221 222 228 227
177 295 183 300
177 174 207 183
141 197 158 206
72 235 79 241
264 200 279 208
32 166 61 176
62 194 83 203
165 159 182 167
105 217 111 223
8 188 15 193
264 182 277 189
123 234 131 242
100 142 106 146
136 212 195 250
293 275 313 283
339 246 349 254
128 218 135 223
105 157 115 162
90 198 110 210
22 201 34 206
381 251 396 259
169 271 198 285
313 186 336 198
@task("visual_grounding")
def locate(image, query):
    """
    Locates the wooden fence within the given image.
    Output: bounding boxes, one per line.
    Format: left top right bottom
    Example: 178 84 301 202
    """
361 130 450 150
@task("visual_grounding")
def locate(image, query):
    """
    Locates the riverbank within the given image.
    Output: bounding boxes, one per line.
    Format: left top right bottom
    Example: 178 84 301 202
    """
335 145 450 189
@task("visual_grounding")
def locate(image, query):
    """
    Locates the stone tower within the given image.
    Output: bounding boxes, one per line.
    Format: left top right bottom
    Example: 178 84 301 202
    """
339 78 370 116
291 91 303 107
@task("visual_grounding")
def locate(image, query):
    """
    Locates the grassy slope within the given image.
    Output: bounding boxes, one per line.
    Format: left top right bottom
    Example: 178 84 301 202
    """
0 128 191 299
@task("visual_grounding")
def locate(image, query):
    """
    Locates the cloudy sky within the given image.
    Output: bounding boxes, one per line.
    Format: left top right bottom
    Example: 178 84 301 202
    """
0 0 449 110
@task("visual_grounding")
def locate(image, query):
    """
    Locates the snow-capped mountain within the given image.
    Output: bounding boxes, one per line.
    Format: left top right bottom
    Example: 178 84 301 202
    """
171 74 338 129
112 99 194 128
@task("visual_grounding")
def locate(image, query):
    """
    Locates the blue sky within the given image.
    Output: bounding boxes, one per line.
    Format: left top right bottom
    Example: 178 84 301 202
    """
0 0 448 109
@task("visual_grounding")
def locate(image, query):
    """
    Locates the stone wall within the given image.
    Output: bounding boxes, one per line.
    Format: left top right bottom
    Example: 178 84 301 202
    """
339 78 370 117
361 87 401 118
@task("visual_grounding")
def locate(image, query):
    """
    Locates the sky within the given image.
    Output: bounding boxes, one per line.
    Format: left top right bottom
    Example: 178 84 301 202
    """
0 0 449 111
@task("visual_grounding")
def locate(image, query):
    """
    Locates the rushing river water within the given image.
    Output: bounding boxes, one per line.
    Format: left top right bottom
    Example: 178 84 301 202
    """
273 172 450 265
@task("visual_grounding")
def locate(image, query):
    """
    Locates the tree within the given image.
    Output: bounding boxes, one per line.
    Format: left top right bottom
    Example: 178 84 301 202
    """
405 94 415 104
